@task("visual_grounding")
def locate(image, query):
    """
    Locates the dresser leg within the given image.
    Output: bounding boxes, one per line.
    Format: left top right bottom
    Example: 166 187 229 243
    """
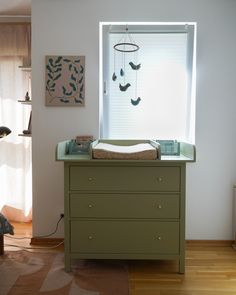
64 255 71 272
179 258 185 274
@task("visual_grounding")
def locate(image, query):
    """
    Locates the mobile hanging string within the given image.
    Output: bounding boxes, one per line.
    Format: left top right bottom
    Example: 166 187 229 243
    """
112 26 141 105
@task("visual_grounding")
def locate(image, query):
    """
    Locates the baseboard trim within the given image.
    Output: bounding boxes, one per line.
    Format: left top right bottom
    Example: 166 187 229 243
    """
31 237 64 246
186 240 234 247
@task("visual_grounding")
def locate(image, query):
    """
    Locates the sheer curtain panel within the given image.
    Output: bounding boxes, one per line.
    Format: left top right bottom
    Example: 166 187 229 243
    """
0 23 32 222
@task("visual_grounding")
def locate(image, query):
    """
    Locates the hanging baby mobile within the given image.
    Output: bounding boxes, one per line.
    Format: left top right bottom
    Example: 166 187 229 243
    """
112 26 141 106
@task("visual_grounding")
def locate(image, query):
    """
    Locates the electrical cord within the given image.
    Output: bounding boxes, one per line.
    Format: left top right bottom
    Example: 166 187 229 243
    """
5 240 64 251
5 215 64 240
35 215 64 238
5 235 31 240
4 215 64 250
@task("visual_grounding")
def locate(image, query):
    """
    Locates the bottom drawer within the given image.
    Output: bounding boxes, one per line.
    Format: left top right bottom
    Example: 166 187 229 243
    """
70 221 179 254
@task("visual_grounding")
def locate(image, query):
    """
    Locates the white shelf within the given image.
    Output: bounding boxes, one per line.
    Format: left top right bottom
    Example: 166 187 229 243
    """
18 133 31 137
18 100 32 105
18 66 31 72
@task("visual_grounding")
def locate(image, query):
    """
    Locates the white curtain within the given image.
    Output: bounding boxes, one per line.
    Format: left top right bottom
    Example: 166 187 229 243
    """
0 23 32 222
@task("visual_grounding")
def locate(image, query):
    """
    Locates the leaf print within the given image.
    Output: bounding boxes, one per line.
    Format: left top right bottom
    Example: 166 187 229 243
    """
54 73 61 81
74 66 78 74
55 56 62 64
62 86 66 95
46 65 52 73
48 73 53 79
66 91 73 96
60 98 69 103
69 82 77 91
78 76 83 84
49 58 54 67
54 67 62 73
71 74 76 82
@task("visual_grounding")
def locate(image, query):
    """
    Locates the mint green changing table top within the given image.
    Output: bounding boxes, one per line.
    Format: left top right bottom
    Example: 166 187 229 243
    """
56 139 196 162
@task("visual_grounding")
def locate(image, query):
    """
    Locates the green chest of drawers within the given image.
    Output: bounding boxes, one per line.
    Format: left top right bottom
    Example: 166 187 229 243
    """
57 141 195 273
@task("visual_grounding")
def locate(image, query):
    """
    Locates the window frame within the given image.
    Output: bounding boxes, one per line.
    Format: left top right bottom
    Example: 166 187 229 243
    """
99 22 196 143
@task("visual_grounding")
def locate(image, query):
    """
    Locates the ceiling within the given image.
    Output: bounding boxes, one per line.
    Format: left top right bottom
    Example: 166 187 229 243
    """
0 0 31 15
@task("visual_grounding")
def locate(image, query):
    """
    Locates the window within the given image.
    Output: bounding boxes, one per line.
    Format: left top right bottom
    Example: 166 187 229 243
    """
99 23 196 143
0 23 32 222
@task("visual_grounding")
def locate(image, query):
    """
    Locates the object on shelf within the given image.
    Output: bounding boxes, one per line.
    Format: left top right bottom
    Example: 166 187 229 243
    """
22 111 32 136
25 91 30 101
18 62 32 137
18 100 31 104
156 140 180 155
67 136 93 155
75 135 93 143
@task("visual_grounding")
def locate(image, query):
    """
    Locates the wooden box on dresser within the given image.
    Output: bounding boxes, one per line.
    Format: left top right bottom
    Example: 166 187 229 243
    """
56 140 196 273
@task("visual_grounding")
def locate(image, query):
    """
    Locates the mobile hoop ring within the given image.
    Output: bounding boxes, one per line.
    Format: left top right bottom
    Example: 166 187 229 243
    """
113 42 139 53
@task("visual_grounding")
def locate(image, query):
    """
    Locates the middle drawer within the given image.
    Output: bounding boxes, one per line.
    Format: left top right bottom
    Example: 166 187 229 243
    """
70 193 180 219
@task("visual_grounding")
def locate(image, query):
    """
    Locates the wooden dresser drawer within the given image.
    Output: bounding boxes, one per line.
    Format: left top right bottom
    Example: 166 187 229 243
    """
70 193 180 218
69 166 180 192
70 221 179 254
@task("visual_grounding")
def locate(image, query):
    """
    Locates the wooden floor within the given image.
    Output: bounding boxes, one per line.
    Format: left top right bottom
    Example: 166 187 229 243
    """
129 243 236 295
4 222 236 295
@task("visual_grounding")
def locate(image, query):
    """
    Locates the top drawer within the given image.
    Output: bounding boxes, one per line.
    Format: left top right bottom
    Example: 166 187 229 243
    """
69 166 180 192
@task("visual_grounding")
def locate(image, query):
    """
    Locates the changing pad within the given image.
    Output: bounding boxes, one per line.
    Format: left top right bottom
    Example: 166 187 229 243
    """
92 142 158 160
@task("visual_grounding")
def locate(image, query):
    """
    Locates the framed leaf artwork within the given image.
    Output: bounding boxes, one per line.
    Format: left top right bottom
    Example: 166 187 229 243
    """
45 55 85 106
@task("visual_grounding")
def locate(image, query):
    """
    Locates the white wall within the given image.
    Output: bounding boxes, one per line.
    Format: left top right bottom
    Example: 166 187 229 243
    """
32 0 236 239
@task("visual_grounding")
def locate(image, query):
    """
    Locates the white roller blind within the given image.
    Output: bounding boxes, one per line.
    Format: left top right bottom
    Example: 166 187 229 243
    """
101 25 195 142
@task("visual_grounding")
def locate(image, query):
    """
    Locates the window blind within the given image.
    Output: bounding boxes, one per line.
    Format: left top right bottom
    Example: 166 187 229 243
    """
101 25 195 142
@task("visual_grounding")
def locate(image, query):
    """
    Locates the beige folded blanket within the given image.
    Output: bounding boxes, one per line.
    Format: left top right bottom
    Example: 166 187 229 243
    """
92 142 157 160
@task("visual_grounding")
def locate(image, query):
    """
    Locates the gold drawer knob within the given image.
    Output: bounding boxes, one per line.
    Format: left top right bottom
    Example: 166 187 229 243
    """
88 204 93 208
157 204 162 209
88 177 93 181
157 177 163 182
157 236 162 240
88 235 93 240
